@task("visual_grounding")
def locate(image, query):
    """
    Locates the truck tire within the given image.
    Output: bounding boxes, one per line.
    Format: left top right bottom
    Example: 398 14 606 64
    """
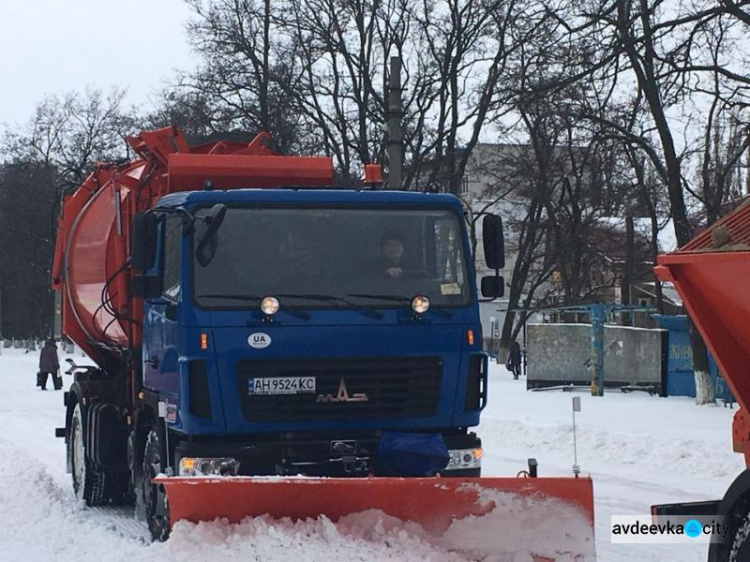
138 429 169 541
708 495 750 561
106 472 134 506
70 403 107 506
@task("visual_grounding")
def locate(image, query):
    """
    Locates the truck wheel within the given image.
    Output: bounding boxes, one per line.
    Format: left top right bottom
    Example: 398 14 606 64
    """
709 496 750 561
139 429 169 541
70 403 107 506
106 472 134 506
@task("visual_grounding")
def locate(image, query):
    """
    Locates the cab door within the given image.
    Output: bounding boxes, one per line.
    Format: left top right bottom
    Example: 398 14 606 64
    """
143 216 183 398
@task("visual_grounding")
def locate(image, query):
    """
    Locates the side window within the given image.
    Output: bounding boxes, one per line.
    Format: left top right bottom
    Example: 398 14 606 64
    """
162 216 182 300
434 217 465 285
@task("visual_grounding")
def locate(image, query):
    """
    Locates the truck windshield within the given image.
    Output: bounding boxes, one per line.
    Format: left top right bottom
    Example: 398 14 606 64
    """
193 207 471 309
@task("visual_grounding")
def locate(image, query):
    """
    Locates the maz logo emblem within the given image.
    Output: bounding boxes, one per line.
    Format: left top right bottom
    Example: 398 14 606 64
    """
248 333 271 349
316 377 369 403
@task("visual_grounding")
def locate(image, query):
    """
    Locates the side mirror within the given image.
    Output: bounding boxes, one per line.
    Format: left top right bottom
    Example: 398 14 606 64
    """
483 214 505 270
195 204 227 267
481 275 504 299
131 212 159 271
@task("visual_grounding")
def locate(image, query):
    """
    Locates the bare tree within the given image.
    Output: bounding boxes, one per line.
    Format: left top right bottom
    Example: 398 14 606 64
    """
180 0 548 189
551 0 750 404
695 103 750 224
623 145 671 312
146 88 236 143
283 0 401 183
469 103 640 355
403 0 553 194
3 88 133 193
182 0 303 152
0 162 59 338
0 88 135 338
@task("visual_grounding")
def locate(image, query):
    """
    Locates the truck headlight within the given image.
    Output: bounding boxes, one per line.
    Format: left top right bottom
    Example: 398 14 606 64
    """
411 295 430 314
445 448 483 471
260 296 280 315
178 457 240 476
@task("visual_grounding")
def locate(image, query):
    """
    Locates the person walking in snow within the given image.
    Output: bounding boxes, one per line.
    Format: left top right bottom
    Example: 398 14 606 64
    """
38 338 61 390
507 340 522 380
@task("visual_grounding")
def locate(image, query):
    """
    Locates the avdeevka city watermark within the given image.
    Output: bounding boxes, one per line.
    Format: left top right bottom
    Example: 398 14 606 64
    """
611 515 729 544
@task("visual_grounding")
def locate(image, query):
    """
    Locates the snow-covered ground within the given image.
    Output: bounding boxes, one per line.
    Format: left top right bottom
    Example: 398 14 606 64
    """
0 348 741 561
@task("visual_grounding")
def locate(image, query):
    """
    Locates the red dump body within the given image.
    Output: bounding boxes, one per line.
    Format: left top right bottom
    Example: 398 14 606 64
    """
51 127 333 369
655 199 750 464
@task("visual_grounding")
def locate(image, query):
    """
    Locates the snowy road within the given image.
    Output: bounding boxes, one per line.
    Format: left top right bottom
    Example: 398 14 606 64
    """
0 349 741 561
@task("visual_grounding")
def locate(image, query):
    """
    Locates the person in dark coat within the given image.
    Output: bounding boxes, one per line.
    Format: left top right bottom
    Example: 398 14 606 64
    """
507 340 522 380
38 339 61 390
378 230 405 279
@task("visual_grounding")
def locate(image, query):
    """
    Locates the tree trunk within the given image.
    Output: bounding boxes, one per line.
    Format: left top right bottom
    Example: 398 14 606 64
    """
694 368 714 405
689 317 715 404
616 0 714 404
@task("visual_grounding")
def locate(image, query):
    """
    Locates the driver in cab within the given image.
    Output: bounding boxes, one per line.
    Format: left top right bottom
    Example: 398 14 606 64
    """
379 230 405 279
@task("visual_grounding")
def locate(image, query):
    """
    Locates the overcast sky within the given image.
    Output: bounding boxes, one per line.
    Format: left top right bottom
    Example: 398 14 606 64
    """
0 0 196 127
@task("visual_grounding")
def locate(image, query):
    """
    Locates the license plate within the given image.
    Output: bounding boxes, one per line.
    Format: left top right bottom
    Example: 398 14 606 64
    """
248 376 316 395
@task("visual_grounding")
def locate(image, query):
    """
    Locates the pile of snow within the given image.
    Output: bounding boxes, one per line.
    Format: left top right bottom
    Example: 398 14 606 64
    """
0 348 742 561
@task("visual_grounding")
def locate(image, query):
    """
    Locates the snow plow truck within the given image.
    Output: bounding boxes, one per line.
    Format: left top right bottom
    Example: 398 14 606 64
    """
654 198 750 562
52 126 595 560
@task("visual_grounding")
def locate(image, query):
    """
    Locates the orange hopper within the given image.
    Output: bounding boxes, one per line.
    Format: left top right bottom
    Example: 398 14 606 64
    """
655 199 750 462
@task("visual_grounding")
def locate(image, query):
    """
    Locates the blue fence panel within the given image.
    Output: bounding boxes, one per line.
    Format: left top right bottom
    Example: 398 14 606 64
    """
653 315 733 402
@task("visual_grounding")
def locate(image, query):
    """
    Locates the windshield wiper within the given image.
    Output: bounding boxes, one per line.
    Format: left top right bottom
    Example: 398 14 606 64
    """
197 294 310 320
276 293 383 320
347 293 454 318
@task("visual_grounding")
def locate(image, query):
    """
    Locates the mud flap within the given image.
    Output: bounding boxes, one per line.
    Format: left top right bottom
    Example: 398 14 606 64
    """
155 475 596 560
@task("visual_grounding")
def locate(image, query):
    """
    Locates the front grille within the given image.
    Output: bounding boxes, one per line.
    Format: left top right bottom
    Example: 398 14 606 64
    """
236 357 442 422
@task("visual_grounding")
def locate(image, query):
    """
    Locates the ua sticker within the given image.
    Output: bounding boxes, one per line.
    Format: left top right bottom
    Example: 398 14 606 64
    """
248 332 271 349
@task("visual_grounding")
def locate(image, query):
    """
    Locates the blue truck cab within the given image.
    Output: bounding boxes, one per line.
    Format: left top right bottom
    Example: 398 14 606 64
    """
139 188 502 479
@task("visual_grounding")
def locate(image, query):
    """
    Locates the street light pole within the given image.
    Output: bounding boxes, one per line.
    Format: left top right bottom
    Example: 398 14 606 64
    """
588 304 605 396
387 56 403 190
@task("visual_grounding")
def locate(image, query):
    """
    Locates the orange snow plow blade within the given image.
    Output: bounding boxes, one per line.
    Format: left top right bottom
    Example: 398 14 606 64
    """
156 475 595 560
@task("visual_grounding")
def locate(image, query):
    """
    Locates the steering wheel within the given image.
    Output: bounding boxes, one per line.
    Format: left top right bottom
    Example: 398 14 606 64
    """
400 269 431 280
